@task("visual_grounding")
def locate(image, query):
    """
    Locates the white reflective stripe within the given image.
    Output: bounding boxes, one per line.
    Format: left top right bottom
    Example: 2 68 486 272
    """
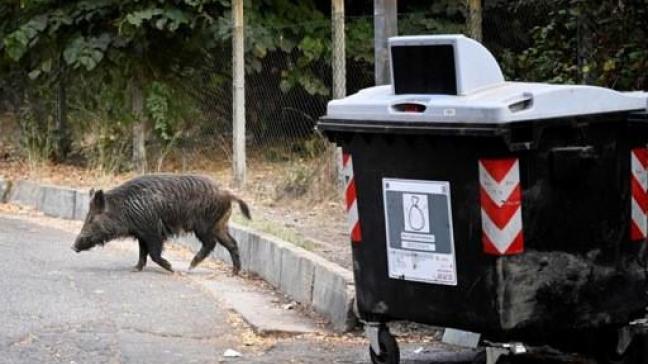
478 160 520 207
632 197 647 237
632 150 648 191
347 200 359 232
481 207 522 254
342 158 353 179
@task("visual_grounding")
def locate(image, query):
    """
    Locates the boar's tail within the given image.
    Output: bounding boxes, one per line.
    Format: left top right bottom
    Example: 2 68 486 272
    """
232 195 251 220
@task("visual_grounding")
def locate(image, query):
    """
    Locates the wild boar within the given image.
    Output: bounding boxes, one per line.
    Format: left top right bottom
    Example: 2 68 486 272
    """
72 174 250 274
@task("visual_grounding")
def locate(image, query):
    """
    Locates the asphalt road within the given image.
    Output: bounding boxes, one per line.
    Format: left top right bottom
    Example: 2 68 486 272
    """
0 214 375 364
0 212 483 364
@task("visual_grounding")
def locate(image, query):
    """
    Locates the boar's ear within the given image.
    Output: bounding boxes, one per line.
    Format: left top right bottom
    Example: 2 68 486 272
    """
90 189 105 212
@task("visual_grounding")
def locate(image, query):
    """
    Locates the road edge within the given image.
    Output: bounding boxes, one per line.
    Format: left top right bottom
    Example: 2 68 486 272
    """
0 177 358 332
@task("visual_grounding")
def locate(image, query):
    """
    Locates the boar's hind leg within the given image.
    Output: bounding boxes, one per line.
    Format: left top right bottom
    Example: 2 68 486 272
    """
146 239 174 273
216 231 241 275
132 239 148 272
189 230 217 270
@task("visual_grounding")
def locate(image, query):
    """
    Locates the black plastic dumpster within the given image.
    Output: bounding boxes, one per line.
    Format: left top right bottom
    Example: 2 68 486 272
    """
317 35 648 363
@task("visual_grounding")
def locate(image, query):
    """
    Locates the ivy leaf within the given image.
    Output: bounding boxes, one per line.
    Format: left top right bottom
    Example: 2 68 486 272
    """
3 35 27 61
41 58 53 73
30 15 49 32
164 9 190 31
146 81 173 141
63 34 111 71
298 36 324 61
155 18 168 30
48 9 73 34
126 8 161 27
28 69 42 80
3 14 49 61
279 79 292 93
603 59 616 72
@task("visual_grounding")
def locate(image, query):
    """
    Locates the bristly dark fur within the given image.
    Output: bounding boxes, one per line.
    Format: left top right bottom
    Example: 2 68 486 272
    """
72 174 251 274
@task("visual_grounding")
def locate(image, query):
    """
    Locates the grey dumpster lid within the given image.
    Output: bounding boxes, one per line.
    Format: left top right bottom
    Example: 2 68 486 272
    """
324 35 647 124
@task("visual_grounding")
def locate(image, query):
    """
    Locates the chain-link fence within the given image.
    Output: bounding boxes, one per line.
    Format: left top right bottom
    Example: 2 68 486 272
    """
1 2 646 196
150 15 376 199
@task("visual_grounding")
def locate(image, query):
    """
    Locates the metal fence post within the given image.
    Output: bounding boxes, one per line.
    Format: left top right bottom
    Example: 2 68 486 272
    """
374 0 397 86
467 0 482 42
132 80 147 174
232 0 246 186
332 0 346 101
331 0 346 187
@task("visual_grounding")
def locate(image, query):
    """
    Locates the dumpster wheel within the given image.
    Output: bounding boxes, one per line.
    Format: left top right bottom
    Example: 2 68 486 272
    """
369 326 400 364
597 326 648 364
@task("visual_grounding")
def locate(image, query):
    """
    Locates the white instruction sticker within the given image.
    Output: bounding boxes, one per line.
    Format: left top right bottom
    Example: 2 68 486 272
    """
383 178 457 285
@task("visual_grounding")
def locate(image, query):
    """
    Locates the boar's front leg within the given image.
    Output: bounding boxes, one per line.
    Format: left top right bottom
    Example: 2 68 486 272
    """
145 238 174 273
132 239 148 272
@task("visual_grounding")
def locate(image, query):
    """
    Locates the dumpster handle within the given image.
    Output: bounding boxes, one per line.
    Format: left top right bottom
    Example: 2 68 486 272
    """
550 146 596 159
507 93 534 113
391 102 427 113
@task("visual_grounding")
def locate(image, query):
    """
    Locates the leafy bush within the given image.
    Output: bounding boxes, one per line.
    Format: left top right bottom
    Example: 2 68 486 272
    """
496 0 647 90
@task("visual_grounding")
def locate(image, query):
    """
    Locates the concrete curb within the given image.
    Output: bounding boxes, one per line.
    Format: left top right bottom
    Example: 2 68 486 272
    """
7 180 45 209
1 178 358 332
0 177 9 203
41 186 78 220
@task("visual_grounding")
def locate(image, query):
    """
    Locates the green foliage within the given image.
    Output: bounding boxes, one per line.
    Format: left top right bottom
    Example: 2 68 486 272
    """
0 0 229 170
345 17 373 64
243 0 332 96
499 0 647 90
3 0 226 80
2 0 646 177
63 34 111 71
3 15 48 61
67 71 133 174
86 119 132 175
399 2 466 35
241 1 468 96
19 100 54 166
275 160 315 198
121 7 190 32
145 80 198 143
146 81 172 141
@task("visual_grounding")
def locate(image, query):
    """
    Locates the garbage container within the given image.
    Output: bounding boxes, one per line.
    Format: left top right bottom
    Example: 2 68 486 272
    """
317 35 648 363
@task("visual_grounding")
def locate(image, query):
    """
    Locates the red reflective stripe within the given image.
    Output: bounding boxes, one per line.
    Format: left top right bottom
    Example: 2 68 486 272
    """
343 152 361 243
636 148 648 169
479 185 522 230
345 177 357 210
350 222 362 242
479 157 524 256
479 158 517 183
632 175 648 214
342 152 351 168
631 220 646 242
631 148 648 242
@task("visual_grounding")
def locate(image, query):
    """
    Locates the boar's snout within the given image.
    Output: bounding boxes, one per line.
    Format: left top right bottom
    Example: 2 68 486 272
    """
72 237 84 253
72 235 96 253
71 236 86 252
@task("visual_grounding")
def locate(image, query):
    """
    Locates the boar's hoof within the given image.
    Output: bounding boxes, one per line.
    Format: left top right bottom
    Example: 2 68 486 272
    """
131 265 144 272
232 266 240 276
